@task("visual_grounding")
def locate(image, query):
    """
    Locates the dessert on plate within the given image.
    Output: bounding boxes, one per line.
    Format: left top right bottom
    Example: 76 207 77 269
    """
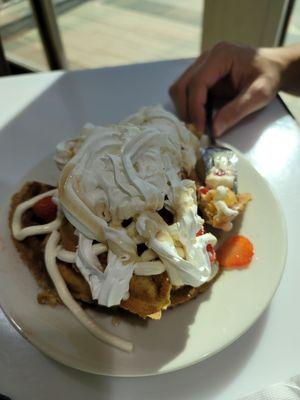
9 105 251 351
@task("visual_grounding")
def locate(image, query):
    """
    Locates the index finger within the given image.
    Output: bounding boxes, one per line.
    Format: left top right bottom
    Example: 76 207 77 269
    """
169 52 208 120
187 44 234 131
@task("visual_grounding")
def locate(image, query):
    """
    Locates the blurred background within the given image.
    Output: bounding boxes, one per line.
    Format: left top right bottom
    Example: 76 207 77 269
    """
0 0 299 118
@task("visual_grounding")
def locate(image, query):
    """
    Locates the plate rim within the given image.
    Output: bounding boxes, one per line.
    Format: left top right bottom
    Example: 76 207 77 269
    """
0 146 288 377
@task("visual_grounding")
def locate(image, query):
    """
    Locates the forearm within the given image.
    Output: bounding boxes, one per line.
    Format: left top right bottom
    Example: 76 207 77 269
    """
262 44 300 95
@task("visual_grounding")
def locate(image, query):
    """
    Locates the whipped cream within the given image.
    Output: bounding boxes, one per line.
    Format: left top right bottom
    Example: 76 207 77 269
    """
11 188 134 351
75 234 135 306
206 170 235 189
11 105 222 349
205 152 237 189
54 123 95 170
59 107 199 231
45 230 133 352
12 107 219 315
12 189 62 240
213 186 239 231
57 105 218 307
57 242 107 264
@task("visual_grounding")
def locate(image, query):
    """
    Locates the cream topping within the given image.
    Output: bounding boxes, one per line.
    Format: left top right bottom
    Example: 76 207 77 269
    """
11 191 133 351
206 171 235 189
56 105 218 305
134 261 165 276
12 106 219 316
12 189 62 240
58 106 199 230
75 234 136 307
44 230 133 352
121 105 199 174
57 243 107 264
74 233 165 306
54 123 95 170
10 185 169 308
213 186 239 231
205 152 237 189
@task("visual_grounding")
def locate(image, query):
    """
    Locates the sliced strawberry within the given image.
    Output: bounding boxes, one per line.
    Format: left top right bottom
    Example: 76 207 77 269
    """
216 235 254 269
196 227 205 236
206 243 216 264
198 187 209 195
33 196 57 222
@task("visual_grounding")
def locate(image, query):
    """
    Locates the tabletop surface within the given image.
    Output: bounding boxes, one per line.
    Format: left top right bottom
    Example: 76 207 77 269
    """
0 59 299 400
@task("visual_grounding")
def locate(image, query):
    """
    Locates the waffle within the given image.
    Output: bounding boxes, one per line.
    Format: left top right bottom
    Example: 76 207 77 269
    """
9 181 220 319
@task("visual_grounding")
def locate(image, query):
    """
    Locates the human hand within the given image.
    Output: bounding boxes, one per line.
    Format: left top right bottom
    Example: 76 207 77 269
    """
169 42 284 136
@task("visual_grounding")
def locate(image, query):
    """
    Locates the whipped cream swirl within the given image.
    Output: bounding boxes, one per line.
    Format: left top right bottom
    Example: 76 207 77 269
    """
57 105 218 307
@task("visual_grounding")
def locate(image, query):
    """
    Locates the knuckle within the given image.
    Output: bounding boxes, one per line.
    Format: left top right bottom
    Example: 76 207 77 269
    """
253 84 271 103
213 41 232 53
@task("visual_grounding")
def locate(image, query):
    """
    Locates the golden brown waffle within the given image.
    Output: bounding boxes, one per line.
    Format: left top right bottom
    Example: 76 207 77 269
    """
9 181 219 319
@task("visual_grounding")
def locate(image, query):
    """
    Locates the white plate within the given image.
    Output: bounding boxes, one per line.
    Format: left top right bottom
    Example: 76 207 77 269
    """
0 150 286 377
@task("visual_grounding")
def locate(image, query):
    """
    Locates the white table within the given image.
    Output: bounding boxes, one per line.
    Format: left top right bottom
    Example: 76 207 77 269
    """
0 59 299 400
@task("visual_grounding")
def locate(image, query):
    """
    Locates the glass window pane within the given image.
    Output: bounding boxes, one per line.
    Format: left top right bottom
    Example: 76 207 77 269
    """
1 0 203 72
281 0 300 121
55 0 203 70
0 0 48 70
284 0 300 45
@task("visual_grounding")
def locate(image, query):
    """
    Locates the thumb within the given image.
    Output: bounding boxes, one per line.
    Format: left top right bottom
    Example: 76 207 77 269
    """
213 79 272 137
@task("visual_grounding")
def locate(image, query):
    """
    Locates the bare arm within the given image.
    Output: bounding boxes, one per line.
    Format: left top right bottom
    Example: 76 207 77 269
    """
169 42 300 137
267 44 300 95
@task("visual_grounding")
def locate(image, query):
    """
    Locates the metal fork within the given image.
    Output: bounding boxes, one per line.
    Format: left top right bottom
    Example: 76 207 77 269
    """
196 92 238 193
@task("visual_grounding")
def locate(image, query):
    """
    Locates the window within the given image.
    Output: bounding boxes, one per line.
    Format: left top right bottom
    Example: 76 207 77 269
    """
1 0 204 71
281 0 300 121
0 0 47 70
